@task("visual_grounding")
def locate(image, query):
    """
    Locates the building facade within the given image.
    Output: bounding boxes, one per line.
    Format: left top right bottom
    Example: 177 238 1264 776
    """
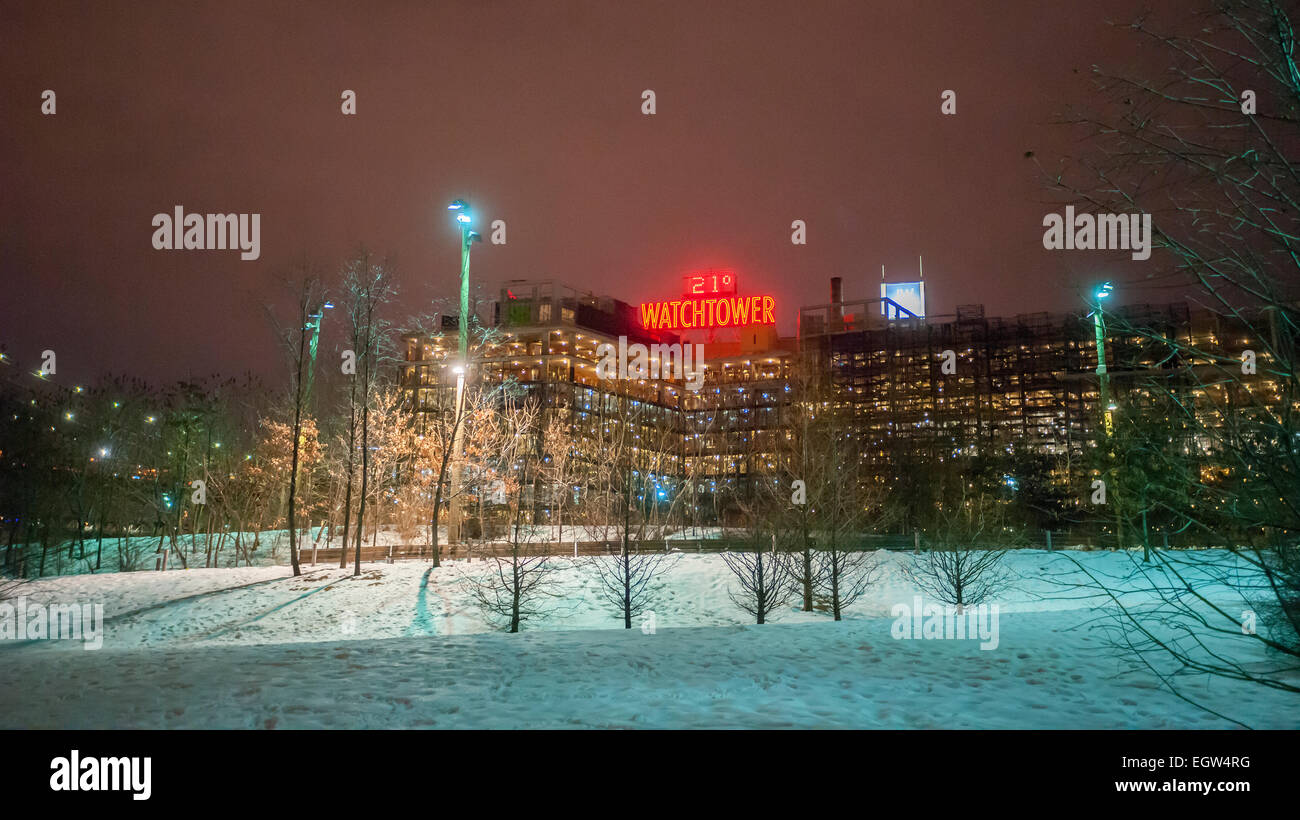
400 276 1271 527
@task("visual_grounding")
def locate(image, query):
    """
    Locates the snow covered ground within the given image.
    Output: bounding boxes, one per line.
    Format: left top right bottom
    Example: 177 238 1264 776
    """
1 550 1296 728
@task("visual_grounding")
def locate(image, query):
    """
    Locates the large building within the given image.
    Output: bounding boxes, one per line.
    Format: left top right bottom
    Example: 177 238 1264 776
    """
400 273 1272 527
401 277 800 525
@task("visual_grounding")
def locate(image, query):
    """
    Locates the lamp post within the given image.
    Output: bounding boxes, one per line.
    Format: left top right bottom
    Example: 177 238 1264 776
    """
450 360 467 546
445 200 481 546
1091 281 1128 551
293 299 332 555
1091 281 1114 437
304 301 334 409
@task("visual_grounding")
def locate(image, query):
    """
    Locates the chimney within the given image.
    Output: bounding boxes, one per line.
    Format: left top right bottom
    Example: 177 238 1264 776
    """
830 276 843 328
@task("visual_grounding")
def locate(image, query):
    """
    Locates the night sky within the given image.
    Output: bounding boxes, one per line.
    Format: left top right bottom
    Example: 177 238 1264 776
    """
1 0 1179 385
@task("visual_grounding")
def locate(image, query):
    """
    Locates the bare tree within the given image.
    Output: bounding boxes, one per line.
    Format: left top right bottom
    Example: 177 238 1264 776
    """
464 397 561 632
539 406 577 547
759 360 823 612
587 546 677 629
426 382 503 566
1037 0 1300 717
743 352 890 620
333 258 364 569
904 482 1014 610
267 268 326 576
398 313 510 566
723 531 795 625
582 405 678 628
818 548 882 621
341 249 397 575
333 379 359 569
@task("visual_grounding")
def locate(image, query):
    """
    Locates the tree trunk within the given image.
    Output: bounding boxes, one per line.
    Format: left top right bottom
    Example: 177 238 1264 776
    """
831 550 842 621
801 519 813 612
354 403 370 576
340 387 357 569
430 444 453 569
288 318 307 577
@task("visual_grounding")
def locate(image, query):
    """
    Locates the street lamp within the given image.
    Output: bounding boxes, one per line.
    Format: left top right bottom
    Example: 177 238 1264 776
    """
303 300 334 408
1091 280 1134 553
1090 281 1114 437
445 199 482 546
445 200 481 365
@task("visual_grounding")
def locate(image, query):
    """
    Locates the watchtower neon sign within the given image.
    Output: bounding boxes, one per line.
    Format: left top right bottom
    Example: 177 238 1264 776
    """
639 271 775 331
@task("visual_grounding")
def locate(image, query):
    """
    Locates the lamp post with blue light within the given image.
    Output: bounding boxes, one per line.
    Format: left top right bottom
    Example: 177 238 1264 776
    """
1091 281 1114 437
445 200 481 547
304 300 333 408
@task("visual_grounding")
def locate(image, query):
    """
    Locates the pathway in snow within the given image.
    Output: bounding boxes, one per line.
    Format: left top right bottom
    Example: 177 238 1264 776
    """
405 566 440 637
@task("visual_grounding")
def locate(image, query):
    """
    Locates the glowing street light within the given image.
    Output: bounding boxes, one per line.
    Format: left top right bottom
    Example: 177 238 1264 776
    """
304 300 334 407
446 199 482 367
445 198 483 546
1090 281 1114 437
448 199 472 225
1090 279 1132 554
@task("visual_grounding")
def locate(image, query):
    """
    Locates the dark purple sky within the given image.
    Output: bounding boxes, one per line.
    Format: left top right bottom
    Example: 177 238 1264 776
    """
1 0 1178 384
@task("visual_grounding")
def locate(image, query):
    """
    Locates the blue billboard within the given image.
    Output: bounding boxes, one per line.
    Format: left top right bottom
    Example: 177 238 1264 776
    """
881 281 926 319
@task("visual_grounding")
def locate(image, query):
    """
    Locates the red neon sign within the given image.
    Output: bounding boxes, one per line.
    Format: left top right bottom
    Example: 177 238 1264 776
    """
640 294 775 331
683 269 736 297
